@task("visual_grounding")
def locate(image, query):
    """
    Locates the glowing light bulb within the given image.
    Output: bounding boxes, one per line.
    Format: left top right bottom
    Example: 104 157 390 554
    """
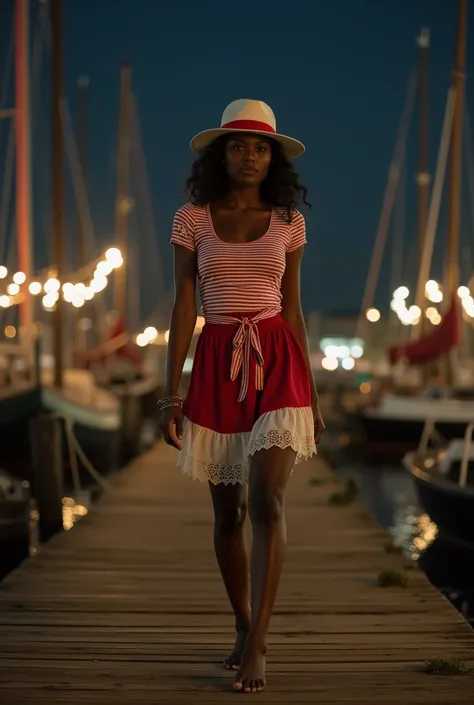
13 271 26 285
28 281 42 295
366 307 381 322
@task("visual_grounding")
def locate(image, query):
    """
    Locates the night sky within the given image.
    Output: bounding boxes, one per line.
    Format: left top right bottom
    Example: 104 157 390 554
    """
1 0 474 319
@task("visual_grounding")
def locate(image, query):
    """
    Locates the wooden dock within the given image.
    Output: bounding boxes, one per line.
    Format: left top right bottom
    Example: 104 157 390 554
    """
0 443 473 703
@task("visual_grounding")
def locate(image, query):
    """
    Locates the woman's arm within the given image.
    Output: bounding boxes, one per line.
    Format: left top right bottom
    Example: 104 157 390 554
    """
281 246 318 402
160 244 197 449
281 246 324 440
164 244 198 397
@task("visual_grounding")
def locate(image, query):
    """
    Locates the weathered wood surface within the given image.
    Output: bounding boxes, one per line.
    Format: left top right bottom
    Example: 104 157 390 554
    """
0 442 473 703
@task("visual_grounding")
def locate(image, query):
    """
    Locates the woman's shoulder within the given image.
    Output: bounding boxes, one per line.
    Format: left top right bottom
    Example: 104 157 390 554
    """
174 201 206 221
272 208 307 251
170 202 208 249
273 207 305 227
172 202 208 235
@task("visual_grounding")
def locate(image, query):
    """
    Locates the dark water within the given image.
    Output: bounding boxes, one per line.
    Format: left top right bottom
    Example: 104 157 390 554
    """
339 462 474 628
0 491 92 582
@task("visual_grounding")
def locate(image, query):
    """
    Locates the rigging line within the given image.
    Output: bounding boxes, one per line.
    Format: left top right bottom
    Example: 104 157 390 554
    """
31 0 46 104
0 20 13 110
411 85 456 340
60 98 96 259
388 153 406 343
0 22 14 263
29 14 105 288
0 121 15 264
59 97 111 336
463 102 474 359
390 135 406 290
29 2 49 267
37 0 52 50
130 103 165 312
25 0 53 268
463 102 474 286
356 66 418 341
130 94 167 303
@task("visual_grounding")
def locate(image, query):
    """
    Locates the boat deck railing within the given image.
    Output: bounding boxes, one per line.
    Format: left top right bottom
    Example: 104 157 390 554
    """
0 340 39 390
418 417 474 488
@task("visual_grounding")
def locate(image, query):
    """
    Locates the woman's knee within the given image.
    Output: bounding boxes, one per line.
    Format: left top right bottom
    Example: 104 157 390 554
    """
211 485 248 536
247 447 293 525
249 487 284 526
215 501 247 535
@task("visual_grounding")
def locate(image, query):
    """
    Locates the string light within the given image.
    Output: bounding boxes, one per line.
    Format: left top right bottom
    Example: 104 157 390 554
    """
365 307 381 322
13 272 26 285
389 281 474 325
28 281 41 295
0 247 123 311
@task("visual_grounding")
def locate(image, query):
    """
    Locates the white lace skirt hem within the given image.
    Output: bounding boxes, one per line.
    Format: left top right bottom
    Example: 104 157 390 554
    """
177 407 316 485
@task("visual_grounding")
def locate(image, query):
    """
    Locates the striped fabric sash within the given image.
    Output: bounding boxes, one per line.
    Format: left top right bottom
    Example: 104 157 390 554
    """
205 309 279 402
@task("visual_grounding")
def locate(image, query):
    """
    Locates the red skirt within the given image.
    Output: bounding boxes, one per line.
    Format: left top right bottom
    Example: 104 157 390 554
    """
177 312 316 485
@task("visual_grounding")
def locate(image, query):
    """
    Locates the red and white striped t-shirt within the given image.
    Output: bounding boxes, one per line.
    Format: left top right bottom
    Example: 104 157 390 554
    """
169 202 307 316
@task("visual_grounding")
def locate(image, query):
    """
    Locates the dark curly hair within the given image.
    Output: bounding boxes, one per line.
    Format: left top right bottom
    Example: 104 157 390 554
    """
185 134 311 223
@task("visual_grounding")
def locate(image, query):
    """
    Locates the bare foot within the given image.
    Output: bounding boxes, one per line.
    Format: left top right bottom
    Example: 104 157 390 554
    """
233 635 266 693
223 628 248 670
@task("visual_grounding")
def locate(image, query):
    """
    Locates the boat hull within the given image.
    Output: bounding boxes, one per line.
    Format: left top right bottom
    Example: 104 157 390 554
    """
0 470 31 580
0 387 41 480
0 373 123 487
355 411 469 461
409 466 474 546
106 375 162 462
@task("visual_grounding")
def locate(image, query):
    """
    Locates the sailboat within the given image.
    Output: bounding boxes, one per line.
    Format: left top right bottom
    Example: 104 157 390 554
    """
71 64 164 462
0 0 122 483
0 0 42 479
354 10 474 461
42 0 122 480
403 0 474 547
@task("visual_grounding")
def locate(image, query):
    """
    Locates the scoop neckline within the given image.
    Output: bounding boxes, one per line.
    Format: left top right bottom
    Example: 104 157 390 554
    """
206 204 274 245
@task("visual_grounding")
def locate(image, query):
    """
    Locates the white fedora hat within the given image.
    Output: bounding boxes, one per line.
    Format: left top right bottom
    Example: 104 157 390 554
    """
190 99 305 159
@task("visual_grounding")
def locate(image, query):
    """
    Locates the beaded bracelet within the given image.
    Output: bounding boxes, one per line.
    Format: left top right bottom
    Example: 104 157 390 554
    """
157 395 183 412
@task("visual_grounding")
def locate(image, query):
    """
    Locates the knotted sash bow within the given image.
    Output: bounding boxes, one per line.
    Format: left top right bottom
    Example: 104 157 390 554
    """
204 309 278 402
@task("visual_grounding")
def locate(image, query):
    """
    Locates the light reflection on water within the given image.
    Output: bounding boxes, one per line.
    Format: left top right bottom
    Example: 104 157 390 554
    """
339 461 474 627
28 492 91 557
62 495 90 531
338 461 435 554
390 505 438 560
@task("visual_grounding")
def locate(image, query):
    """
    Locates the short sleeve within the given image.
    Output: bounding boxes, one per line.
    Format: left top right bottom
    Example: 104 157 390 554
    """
287 210 307 252
169 205 195 251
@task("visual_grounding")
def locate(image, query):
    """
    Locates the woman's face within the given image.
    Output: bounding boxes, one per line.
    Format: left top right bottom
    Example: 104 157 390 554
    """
224 133 272 187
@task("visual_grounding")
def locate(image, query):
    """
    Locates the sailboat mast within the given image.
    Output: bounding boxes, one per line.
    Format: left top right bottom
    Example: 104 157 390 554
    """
51 0 64 388
114 63 132 320
416 29 430 378
14 0 33 338
76 76 89 268
445 0 467 385
446 0 467 297
417 29 430 268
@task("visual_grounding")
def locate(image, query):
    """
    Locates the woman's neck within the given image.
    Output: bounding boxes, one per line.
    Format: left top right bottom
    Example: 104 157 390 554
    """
222 185 263 210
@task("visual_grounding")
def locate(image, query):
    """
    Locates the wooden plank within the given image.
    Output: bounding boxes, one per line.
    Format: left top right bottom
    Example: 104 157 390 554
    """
0 442 473 703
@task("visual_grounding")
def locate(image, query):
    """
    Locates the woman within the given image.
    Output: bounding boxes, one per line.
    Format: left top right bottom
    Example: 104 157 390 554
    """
159 99 324 694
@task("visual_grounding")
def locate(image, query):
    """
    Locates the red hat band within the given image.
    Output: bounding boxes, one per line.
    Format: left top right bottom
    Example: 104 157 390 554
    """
220 119 276 134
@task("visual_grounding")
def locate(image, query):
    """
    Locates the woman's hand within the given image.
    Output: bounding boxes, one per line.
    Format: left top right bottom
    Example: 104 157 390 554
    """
160 404 184 450
312 401 325 444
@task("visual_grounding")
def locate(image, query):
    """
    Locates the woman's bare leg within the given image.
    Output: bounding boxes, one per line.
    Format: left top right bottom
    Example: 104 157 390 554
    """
209 482 251 669
233 446 295 693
